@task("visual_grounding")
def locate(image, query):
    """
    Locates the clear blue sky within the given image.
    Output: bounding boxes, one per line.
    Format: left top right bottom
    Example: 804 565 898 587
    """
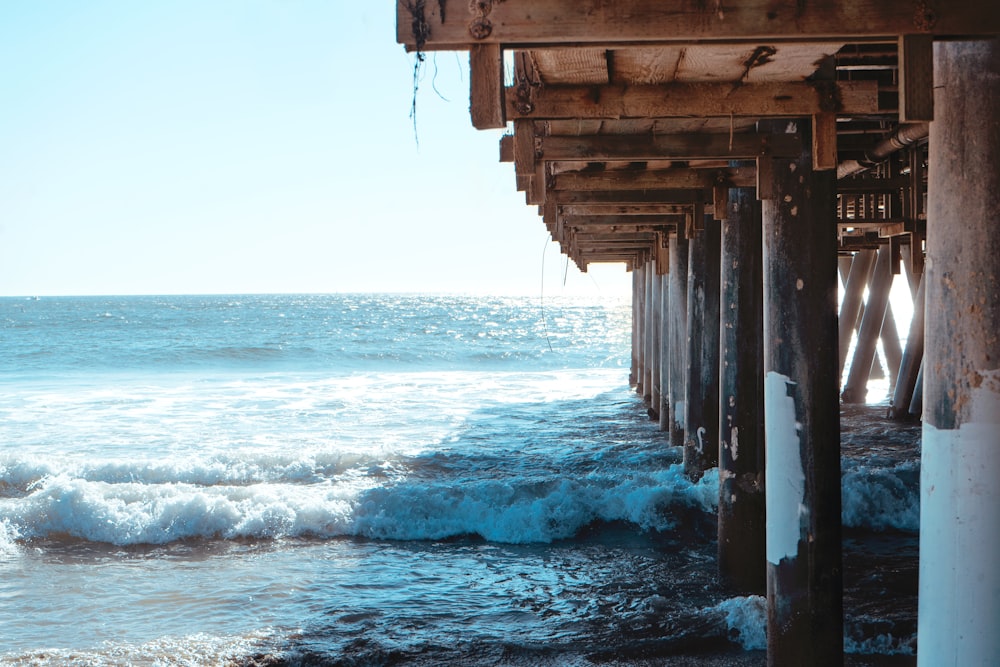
0 1 630 297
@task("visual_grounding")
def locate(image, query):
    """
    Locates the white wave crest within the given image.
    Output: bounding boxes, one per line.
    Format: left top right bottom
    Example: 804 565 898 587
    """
0 463 718 546
0 629 281 666
0 518 20 557
709 595 767 650
6 475 359 544
0 449 398 493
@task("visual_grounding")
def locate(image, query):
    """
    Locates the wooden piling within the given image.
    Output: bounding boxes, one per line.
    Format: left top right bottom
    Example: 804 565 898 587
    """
919 37 1000 667
631 268 641 387
842 244 894 403
760 119 843 667
684 217 721 479
667 233 689 448
838 249 876 379
642 259 656 410
718 182 766 593
889 272 925 420
634 264 646 396
649 261 662 420
659 271 671 431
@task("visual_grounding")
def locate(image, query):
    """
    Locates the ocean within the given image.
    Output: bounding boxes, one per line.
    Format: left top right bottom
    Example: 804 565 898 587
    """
0 294 918 665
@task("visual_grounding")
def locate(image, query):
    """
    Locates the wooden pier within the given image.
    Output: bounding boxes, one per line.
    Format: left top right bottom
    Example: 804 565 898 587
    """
396 3 1000 664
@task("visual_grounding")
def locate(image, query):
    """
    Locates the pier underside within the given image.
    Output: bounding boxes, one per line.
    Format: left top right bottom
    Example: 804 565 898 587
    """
395 3 1000 664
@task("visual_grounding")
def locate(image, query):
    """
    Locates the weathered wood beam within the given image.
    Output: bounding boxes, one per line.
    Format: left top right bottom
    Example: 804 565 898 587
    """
513 119 536 176
499 134 514 162
561 214 685 227
508 81 880 120
562 224 675 234
561 203 705 216
538 132 800 162
470 43 506 129
551 189 708 205
812 112 838 170
551 166 755 191
573 231 656 248
898 34 934 121
396 1 998 51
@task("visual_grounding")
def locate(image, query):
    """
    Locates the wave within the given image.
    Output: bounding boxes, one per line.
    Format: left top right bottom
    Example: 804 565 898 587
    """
702 596 916 656
0 629 281 667
0 464 718 548
0 450 400 494
841 459 920 532
0 449 920 550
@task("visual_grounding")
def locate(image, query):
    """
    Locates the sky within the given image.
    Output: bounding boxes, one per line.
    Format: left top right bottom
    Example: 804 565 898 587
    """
0 1 631 297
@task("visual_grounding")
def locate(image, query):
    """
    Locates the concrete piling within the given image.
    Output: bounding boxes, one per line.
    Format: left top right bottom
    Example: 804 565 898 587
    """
918 37 1000 667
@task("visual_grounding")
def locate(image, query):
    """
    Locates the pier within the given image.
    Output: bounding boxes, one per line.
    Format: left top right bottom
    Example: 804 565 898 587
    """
395 3 999 664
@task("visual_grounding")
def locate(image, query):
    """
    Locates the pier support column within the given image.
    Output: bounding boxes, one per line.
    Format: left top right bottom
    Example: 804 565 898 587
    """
761 119 842 666
918 38 1000 667
889 273 925 420
658 271 671 431
667 233 689 448
718 181 765 593
635 262 648 398
649 261 662 420
644 260 655 407
630 268 641 387
837 249 876 380
684 217 721 479
842 244 894 403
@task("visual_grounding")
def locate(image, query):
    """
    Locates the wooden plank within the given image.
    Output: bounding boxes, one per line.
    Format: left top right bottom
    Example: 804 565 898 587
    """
507 81 879 120
531 48 609 84
552 166 755 190
470 43 506 129
898 34 934 122
396 1 997 50
676 43 844 83
538 132 800 161
611 47 684 84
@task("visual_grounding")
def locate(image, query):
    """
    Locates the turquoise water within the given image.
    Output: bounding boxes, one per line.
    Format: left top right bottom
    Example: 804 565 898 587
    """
0 295 917 664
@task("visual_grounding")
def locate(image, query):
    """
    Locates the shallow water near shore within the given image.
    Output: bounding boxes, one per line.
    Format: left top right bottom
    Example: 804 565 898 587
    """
1 295 918 665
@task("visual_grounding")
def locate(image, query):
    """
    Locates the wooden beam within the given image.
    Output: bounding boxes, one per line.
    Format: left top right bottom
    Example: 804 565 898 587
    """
470 43 506 129
898 34 934 122
561 203 702 216
561 214 685 226
396 1 998 50
513 119 536 176
812 112 838 171
499 134 514 162
551 166 755 190
538 132 800 162
507 81 879 120
550 189 707 205
562 224 676 234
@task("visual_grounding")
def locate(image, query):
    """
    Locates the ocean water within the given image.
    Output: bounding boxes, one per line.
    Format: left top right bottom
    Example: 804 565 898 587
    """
0 294 919 665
